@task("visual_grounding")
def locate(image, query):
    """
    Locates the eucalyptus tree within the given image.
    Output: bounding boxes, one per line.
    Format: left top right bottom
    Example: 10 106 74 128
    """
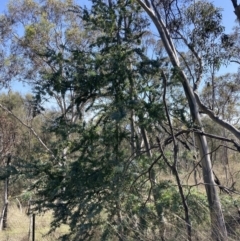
133 0 240 240
201 73 240 183
0 92 49 230
2 0 93 121
0 115 16 230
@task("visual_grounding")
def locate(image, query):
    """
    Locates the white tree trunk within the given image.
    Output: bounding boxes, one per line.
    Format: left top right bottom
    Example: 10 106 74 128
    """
135 1 228 240
0 154 11 231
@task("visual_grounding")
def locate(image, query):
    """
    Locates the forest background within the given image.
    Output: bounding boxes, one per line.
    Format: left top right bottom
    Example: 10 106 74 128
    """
1 0 240 241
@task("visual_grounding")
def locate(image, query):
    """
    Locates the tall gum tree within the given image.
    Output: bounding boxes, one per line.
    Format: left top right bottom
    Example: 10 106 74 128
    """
134 0 228 240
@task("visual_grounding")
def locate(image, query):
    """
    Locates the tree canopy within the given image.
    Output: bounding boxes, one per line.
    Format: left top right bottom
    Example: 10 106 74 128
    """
1 0 240 240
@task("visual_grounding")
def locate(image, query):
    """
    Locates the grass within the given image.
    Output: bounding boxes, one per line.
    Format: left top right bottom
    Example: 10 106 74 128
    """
0 205 69 241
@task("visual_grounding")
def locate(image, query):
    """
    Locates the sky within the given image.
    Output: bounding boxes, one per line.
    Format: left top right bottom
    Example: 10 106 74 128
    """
0 0 239 95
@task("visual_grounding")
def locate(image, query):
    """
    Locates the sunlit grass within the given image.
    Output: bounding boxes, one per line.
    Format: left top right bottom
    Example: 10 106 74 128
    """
0 205 69 241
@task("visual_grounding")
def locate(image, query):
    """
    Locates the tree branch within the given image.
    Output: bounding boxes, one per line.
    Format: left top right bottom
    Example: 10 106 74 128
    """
0 104 54 156
135 0 179 65
194 92 240 140
231 0 240 20
231 0 238 8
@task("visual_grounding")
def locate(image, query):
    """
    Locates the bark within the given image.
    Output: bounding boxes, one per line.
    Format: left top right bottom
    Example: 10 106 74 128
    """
135 1 228 240
231 0 240 20
0 154 11 231
129 70 136 156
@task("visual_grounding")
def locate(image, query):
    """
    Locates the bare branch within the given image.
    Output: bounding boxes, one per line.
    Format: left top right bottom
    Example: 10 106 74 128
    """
193 129 240 150
230 59 240 65
0 104 54 156
175 31 203 90
162 70 178 167
194 91 240 140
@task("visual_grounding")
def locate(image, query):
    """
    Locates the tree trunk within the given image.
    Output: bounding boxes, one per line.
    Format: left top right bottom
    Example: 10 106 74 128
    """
0 154 11 231
135 1 228 240
231 0 240 20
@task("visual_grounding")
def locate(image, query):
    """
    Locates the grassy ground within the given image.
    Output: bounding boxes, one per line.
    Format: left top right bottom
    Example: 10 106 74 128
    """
0 205 69 241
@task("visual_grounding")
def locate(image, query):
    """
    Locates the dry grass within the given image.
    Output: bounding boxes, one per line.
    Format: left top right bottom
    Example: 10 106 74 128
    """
0 205 69 241
153 156 240 241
